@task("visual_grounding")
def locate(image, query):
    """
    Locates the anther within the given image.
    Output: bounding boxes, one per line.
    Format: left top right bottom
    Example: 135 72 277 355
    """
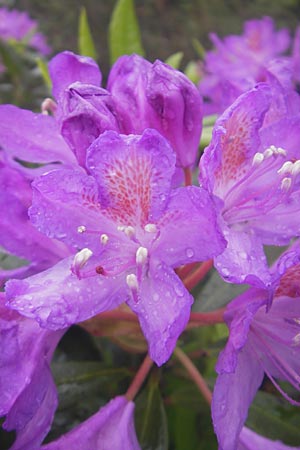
144 223 157 233
77 225 86 233
124 226 135 237
278 161 293 175
136 247 148 265
41 98 57 115
126 273 139 290
281 177 292 192
100 234 109 245
252 152 264 166
73 248 93 269
292 160 300 177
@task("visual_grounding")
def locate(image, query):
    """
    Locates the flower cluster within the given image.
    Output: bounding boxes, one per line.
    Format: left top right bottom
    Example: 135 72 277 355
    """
0 7 50 56
1 15 300 450
199 16 300 115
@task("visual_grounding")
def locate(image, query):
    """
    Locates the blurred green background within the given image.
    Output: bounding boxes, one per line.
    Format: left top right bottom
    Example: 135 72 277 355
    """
5 0 300 77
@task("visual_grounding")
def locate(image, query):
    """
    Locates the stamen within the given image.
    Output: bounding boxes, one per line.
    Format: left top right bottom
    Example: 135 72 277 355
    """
252 152 264 166
126 273 138 290
73 248 93 268
100 234 109 245
144 223 157 233
77 225 86 233
292 160 300 177
124 226 135 237
117 225 135 237
281 177 292 192
278 161 293 175
41 98 57 115
264 145 286 158
136 247 148 265
293 333 300 346
126 273 139 303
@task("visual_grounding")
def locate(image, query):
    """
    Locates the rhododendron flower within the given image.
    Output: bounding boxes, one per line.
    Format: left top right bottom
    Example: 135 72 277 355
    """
0 107 77 284
50 51 203 171
0 7 50 55
5 129 226 366
199 16 292 114
0 292 64 450
42 396 140 450
212 244 300 450
200 83 300 287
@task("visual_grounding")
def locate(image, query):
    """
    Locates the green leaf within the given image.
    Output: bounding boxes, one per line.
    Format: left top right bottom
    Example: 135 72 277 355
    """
78 7 97 60
184 61 200 84
165 51 183 69
36 58 51 90
247 390 300 446
109 0 145 65
135 374 168 450
192 38 206 59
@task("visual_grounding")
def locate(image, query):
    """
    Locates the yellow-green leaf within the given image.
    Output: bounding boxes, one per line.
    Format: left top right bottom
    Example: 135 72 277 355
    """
78 7 97 60
109 0 145 65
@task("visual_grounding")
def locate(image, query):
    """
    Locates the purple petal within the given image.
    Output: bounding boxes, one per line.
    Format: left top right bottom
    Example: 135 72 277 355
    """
29 167 132 253
107 54 152 133
0 166 69 268
4 363 57 450
49 51 101 100
0 293 62 448
128 261 193 366
5 256 128 329
146 60 203 168
200 84 270 197
87 129 176 226
0 105 75 168
42 396 141 450
212 344 264 450
238 427 299 450
214 227 271 287
156 186 226 267
60 83 120 167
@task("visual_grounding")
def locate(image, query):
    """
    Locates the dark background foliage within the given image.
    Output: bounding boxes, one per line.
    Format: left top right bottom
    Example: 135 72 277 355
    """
5 0 300 77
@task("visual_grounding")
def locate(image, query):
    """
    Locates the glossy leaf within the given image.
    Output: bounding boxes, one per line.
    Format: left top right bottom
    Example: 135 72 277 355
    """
78 7 98 60
165 51 184 69
108 0 145 65
135 374 168 450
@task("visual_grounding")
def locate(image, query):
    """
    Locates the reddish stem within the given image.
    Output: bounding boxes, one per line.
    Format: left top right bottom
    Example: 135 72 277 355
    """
176 261 199 279
174 347 212 405
126 354 153 401
183 259 213 291
189 307 225 325
95 311 138 322
184 167 193 186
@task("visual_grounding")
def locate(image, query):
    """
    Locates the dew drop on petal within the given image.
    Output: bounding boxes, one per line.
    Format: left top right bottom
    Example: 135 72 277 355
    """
185 248 194 258
153 293 159 302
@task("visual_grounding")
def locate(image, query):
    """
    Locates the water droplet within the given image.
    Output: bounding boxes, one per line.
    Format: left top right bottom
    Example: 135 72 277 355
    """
185 248 194 258
153 293 159 302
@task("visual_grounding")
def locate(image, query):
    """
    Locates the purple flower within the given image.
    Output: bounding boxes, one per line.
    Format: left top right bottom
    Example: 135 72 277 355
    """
5 129 226 365
0 7 51 55
107 54 203 169
199 83 300 287
238 427 300 450
41 396 140 450
199 17 292 114
0 105 77 284
212 244 300 450
0 292 64 450
51 52 203 171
